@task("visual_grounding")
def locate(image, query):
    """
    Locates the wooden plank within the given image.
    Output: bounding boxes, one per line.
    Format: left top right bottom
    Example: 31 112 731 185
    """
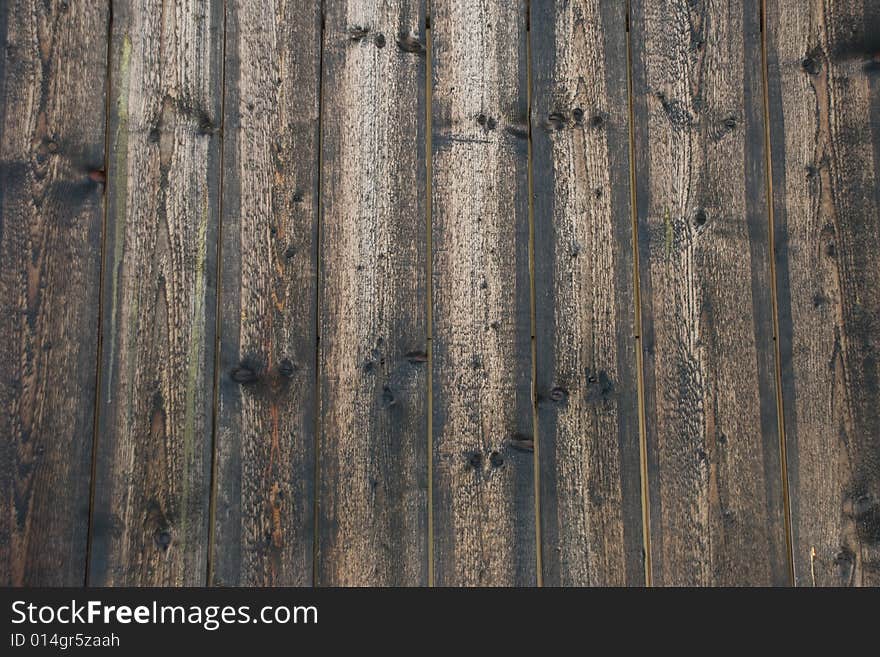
0 0 108 585
431 0 535 586
318 0 428 586
88 0 222 586
766 0 880 586
530 0 644 586
211 0 321 587
630 0 788 585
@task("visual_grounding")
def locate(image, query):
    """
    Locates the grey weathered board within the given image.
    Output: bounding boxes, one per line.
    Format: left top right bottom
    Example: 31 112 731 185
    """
211 0 321 587
431 0 535 586
531 0 645 586
317 0 428 586
766 0 880 586
0 0 108 585
629 0 788 585
89 0 222 586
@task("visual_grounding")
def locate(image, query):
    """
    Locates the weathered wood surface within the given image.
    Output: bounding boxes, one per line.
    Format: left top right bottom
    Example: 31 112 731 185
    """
630 0 788 585
318 0 429 586
531 0 645 586
431 0 535 586
766 0 880 586
211 0 321 587
0 0 108 586
6 0 880 589
89 0 223 586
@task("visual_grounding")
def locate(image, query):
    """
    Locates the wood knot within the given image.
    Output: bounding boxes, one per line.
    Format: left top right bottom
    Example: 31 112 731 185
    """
586 370 615 403
507 436 534 452
801 55 821 75
396 32 426 55
476 113 497 131
381 385 396 408
546 112 566 131
405 350 428 364
549 387 568 403
348 26 370 41
230 365 259 384
154 530 172 551
589 113 606 129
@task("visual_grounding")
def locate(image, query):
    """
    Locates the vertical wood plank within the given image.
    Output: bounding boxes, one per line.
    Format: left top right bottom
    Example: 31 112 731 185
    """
431 0 535 586
0 0 108 585
531 0 644 586
766 0 880 586
630 0 788 585
89 0 222 585
318 0 428 586
211 0 321 587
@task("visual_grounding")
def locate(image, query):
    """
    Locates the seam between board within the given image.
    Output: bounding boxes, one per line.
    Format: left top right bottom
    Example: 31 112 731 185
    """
312 6 326 588
84 0 115 588
759 0 795 586
625 0 653 587
525 0 542 588
204 0 228 588
426 4 434 589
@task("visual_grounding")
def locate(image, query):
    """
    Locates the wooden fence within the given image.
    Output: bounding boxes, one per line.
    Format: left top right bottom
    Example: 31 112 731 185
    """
2 0 879 586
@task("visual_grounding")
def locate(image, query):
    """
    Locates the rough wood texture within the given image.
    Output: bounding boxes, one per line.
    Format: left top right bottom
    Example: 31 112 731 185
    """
431 0 535 586
318 0 428 586
211 0 320 587
89 0 222 586
630 0 788 585
531 0 644 586
766 0 880 586
0 0 108 586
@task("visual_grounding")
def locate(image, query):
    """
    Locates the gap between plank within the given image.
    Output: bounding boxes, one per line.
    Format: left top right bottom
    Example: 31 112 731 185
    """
312 7 327 587
525 0 543 588
205 0 229 587
84 0 115 588
624 0 653 587
425 8 434 588
759 0 795 585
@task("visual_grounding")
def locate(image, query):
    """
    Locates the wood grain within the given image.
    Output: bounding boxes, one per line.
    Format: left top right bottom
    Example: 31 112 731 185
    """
0 0 108 586
530 0 644 586
211 0 321 587
766 0 880 586
431 0 535 586
89 0 222 586
318 0 428 586
630 0 788 585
